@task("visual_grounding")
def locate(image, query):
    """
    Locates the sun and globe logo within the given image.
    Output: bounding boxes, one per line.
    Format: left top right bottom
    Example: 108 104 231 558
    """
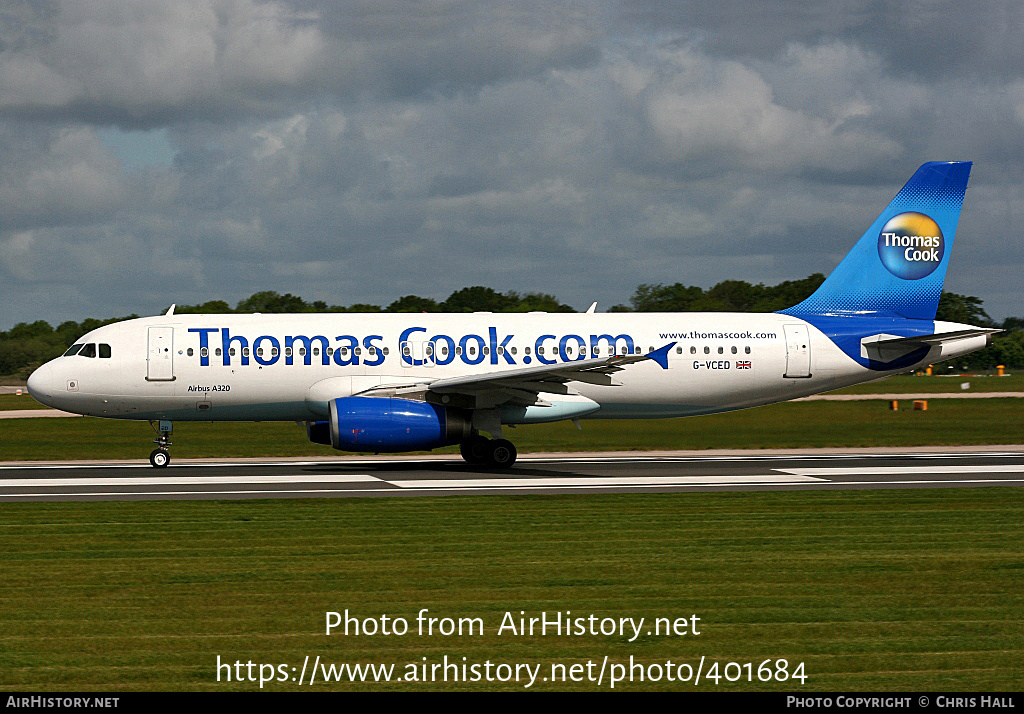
877 212 944 280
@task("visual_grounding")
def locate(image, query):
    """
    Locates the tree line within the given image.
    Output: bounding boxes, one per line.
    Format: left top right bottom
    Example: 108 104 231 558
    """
2 280 1021 379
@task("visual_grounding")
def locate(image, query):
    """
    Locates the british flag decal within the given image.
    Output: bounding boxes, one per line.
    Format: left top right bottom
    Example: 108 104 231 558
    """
737 361 752 369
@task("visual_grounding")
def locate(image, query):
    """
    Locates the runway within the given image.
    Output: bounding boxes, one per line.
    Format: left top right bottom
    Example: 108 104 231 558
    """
1 450 1023 501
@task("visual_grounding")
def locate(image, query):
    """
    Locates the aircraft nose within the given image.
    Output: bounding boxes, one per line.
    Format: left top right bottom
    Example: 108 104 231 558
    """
26 362 57 404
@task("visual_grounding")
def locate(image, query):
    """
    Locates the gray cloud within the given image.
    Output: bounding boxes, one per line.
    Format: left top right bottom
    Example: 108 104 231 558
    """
624 1 1024 80
0 0 326 126
0 0 1022 328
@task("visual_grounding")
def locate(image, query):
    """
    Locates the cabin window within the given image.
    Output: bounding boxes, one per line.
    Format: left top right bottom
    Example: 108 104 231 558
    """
99 344 111 358
271 347 278 357
482 346 489 355
229 348 236 356
369 347 377 356
691 346 697 354
216 348 222 357
256 348 264 356
745 346 751 354
537 346 544 355
455 346 463 355
440 346 448 356
704 346 710 354
676 347 683 354
285 348 292 357
525 347 531 355
312 348 319 356
79 343 96 358
299 348 306 356
187 348 194 357
717 346 724 354
242 347 250 357
326 348 333 356
354 347 361 355
731 346 737 354
469 346 476 356
383 347 389 355
510 347 517 355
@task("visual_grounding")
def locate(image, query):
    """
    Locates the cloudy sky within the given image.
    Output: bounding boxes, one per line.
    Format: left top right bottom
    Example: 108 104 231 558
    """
1 0 1022 328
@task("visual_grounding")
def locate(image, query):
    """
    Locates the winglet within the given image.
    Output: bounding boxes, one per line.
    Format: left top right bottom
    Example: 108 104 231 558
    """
165 304 176 316
646 342 676 369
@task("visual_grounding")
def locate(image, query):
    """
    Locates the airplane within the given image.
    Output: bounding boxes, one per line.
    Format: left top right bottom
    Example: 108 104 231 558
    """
26 161 997 469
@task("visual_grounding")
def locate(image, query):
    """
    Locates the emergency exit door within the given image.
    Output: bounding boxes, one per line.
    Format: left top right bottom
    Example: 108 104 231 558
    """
783 323 811 378
147 326 175 381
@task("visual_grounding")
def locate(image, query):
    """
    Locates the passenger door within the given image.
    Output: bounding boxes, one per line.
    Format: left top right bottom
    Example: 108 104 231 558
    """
147 326 175 381
783 323 812 378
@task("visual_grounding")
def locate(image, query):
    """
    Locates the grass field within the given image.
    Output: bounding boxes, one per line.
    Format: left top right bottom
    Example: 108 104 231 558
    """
1 397 1021 462
0 394 48 410
831 373 1024 394
1 488 1021 691
1 386 1021 692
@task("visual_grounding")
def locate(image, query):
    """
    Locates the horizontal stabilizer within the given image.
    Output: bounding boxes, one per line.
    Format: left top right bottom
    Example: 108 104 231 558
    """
860 328 999 363
871 328 1001 347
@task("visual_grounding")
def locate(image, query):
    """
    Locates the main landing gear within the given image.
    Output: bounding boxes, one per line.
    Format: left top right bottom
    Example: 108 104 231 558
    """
459 434 518 469
149 420 173 468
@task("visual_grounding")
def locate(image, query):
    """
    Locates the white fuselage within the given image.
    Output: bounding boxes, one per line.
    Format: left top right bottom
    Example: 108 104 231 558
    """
26 312 986 424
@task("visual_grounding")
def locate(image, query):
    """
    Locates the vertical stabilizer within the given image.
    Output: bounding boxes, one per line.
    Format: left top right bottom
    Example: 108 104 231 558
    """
783 161 971 320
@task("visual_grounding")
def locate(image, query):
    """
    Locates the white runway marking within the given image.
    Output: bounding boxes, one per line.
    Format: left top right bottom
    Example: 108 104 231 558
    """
1 478 1023 499
0 489 397 498
0 474 379 487
0 452 1020 470
0 474 824 491
0 461 348 471
388 475 826 489
779 465 1024 477
0 454 1022 500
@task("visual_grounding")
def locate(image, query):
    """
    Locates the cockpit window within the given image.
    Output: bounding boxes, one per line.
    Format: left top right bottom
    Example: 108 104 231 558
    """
79 343 97 358
99 344 111 358
64 344 84 356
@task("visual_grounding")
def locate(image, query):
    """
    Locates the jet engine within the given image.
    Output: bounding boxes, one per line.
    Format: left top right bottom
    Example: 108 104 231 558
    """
306 396 472 452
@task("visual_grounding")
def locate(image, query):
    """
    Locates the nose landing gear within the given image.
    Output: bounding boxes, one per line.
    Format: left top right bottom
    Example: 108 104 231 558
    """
149 420 173 468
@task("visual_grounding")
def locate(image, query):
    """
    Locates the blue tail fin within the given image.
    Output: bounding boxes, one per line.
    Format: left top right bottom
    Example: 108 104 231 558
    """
782 161 972 321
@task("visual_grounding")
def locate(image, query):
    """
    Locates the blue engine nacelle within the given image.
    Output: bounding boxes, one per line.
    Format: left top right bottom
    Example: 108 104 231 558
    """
307 397 472 452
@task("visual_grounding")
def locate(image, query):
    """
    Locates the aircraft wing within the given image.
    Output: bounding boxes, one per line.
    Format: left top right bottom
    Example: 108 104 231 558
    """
354 342 676 407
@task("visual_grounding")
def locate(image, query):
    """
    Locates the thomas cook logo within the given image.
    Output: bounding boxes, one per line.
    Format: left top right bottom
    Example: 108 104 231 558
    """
877 212 944 280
